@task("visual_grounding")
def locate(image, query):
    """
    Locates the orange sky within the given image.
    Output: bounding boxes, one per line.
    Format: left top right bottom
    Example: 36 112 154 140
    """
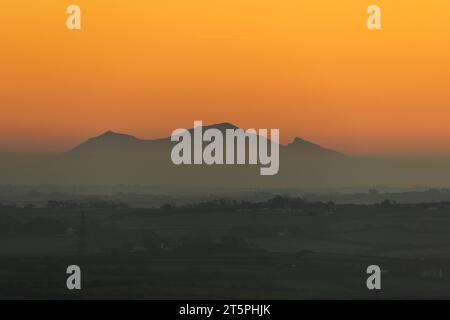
1 0 450 156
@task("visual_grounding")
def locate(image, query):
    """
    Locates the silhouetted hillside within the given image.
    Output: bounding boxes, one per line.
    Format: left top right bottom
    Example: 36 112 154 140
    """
1 122 450 188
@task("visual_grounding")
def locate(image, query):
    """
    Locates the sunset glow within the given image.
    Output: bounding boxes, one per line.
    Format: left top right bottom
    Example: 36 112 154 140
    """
1 0 450 156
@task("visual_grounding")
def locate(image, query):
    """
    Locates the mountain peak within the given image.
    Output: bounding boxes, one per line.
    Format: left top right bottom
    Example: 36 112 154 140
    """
288 137 317 146
67 130 142 155
93 131 139 142
216 122 239 128
291 137 307 144
287 137 342 156
102 130 118 136
199 122 239 131
185 122 240 136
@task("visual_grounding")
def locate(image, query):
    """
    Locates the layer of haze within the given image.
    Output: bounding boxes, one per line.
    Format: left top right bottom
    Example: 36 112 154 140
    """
1 0 450 156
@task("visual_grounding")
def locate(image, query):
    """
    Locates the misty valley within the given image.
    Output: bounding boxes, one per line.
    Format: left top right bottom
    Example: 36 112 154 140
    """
2 125 450 299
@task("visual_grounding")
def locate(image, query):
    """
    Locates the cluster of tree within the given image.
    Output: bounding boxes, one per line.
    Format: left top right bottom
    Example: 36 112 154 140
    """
159 195 332 214
304 188 450 205
155 195 449 216
47 200 129 210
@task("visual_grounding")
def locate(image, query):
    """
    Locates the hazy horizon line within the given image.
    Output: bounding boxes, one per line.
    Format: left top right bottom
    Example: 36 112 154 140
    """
2 122 450 159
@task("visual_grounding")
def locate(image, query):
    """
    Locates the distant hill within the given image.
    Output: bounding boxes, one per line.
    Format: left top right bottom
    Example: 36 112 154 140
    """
68 123 341 158
1 122 450 188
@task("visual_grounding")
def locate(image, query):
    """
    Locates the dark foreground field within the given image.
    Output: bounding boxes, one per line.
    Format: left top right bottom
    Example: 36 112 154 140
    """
2 195 450 299
1 252 450 299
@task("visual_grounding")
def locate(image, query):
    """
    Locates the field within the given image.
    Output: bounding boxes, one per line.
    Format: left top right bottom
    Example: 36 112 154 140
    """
1 196 450 299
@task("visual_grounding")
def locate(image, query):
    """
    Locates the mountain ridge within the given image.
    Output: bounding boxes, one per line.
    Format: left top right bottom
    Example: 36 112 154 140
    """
68 122 341 156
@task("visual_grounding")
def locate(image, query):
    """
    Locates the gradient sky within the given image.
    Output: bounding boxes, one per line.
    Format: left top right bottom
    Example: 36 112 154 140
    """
1 0 450 156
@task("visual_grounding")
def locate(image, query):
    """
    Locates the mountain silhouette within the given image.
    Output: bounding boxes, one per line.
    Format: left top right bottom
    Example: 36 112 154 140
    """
49 122 348 187
2 122 450 188
68 123 339 158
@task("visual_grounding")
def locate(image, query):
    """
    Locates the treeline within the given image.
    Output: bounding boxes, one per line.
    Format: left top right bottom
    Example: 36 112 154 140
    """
154 195 450 215
47 200 129 209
